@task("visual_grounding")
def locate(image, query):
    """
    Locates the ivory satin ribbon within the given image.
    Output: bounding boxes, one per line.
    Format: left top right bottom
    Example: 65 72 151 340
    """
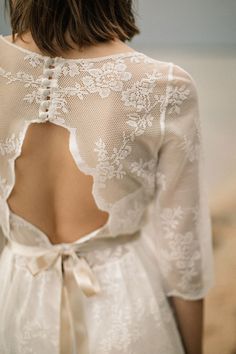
6 239 102 354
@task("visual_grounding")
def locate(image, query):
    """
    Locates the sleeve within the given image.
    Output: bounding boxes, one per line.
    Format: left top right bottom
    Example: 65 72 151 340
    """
152 62 215 299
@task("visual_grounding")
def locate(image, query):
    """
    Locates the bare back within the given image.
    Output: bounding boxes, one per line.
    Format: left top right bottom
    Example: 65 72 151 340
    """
7 121 110 244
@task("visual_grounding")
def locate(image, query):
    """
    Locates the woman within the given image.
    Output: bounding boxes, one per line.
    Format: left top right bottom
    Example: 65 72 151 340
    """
0 1 214 353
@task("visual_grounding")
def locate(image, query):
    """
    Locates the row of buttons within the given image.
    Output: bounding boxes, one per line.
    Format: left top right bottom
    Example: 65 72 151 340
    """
39 58 57 121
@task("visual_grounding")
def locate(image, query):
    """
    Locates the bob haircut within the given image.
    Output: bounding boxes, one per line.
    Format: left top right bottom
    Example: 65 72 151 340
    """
4 0 140 57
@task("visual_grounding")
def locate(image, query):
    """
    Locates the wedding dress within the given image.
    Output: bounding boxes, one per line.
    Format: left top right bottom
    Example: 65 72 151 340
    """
0 34 214 354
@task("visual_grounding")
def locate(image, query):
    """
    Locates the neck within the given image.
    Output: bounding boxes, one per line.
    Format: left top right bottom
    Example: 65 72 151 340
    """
14 31 132 58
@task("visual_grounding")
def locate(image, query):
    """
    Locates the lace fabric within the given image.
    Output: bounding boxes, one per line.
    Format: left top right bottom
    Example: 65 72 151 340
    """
151 63 214 298
0 34 214 353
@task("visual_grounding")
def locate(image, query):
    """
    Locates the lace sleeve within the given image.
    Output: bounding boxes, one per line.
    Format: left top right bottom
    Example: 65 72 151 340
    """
153 63 214 299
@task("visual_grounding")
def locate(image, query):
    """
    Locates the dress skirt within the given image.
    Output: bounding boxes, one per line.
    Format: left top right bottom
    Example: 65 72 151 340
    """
0 209 185 354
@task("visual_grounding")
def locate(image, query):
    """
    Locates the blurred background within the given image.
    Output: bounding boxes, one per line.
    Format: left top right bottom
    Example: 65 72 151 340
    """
1 1 236 353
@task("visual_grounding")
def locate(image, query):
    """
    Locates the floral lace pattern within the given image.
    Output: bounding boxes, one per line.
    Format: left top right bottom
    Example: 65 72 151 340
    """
24 54 43 68
159 206 201 291
93 70 164 188
0 131 25 156
82 61 132 98
166 84 190 114
155 82 190 114
178 134 200 162
0 54 165 197
0 36 213 354
178 112 202 162
86 249 183 354
0 54 164 193
0 316 59 354
0 67 41 87
129 157 156 191
121 71 163 111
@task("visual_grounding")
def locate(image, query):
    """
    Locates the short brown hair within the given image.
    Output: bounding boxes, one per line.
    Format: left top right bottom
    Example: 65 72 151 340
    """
5 0 140 57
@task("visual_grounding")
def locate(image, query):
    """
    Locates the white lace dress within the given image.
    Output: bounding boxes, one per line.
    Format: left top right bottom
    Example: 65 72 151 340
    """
0 35 214 354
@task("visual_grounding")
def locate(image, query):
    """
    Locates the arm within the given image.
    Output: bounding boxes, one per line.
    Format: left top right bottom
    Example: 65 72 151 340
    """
152 63 214 353
169 296 204 354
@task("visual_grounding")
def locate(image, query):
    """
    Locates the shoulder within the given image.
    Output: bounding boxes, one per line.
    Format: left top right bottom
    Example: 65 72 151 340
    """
126 52 171 78
0 34 14 66
131 54 198 99
169 62 199 100
133 52 196 83
163 63 201 139
138 55 200 112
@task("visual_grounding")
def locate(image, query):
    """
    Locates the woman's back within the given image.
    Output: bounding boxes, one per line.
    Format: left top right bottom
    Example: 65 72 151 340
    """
3 34 137 244
0 34 166 245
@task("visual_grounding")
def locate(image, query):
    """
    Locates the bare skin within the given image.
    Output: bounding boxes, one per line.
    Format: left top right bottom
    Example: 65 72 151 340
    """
6 32 136 59
5 32 204 352
169 297 204 354
7 121 111 245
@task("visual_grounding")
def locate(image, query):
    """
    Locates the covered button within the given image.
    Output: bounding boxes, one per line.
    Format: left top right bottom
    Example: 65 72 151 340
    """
44 57 55 68
42 78 51 87
39 112 49 120
39 88 51 97
44 68 55 77
40 100 51 111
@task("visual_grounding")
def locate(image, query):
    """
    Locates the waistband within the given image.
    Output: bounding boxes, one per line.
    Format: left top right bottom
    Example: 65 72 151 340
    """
6 228 141 257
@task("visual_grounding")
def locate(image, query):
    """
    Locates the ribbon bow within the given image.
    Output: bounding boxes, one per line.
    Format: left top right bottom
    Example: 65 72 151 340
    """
26 245 101 296
7 240 101 354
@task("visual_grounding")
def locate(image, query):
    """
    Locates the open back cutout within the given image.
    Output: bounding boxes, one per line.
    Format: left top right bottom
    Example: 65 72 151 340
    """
6 121 110 245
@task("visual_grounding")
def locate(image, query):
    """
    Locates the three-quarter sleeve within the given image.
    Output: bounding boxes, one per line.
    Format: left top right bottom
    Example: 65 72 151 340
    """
152 63 214 299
